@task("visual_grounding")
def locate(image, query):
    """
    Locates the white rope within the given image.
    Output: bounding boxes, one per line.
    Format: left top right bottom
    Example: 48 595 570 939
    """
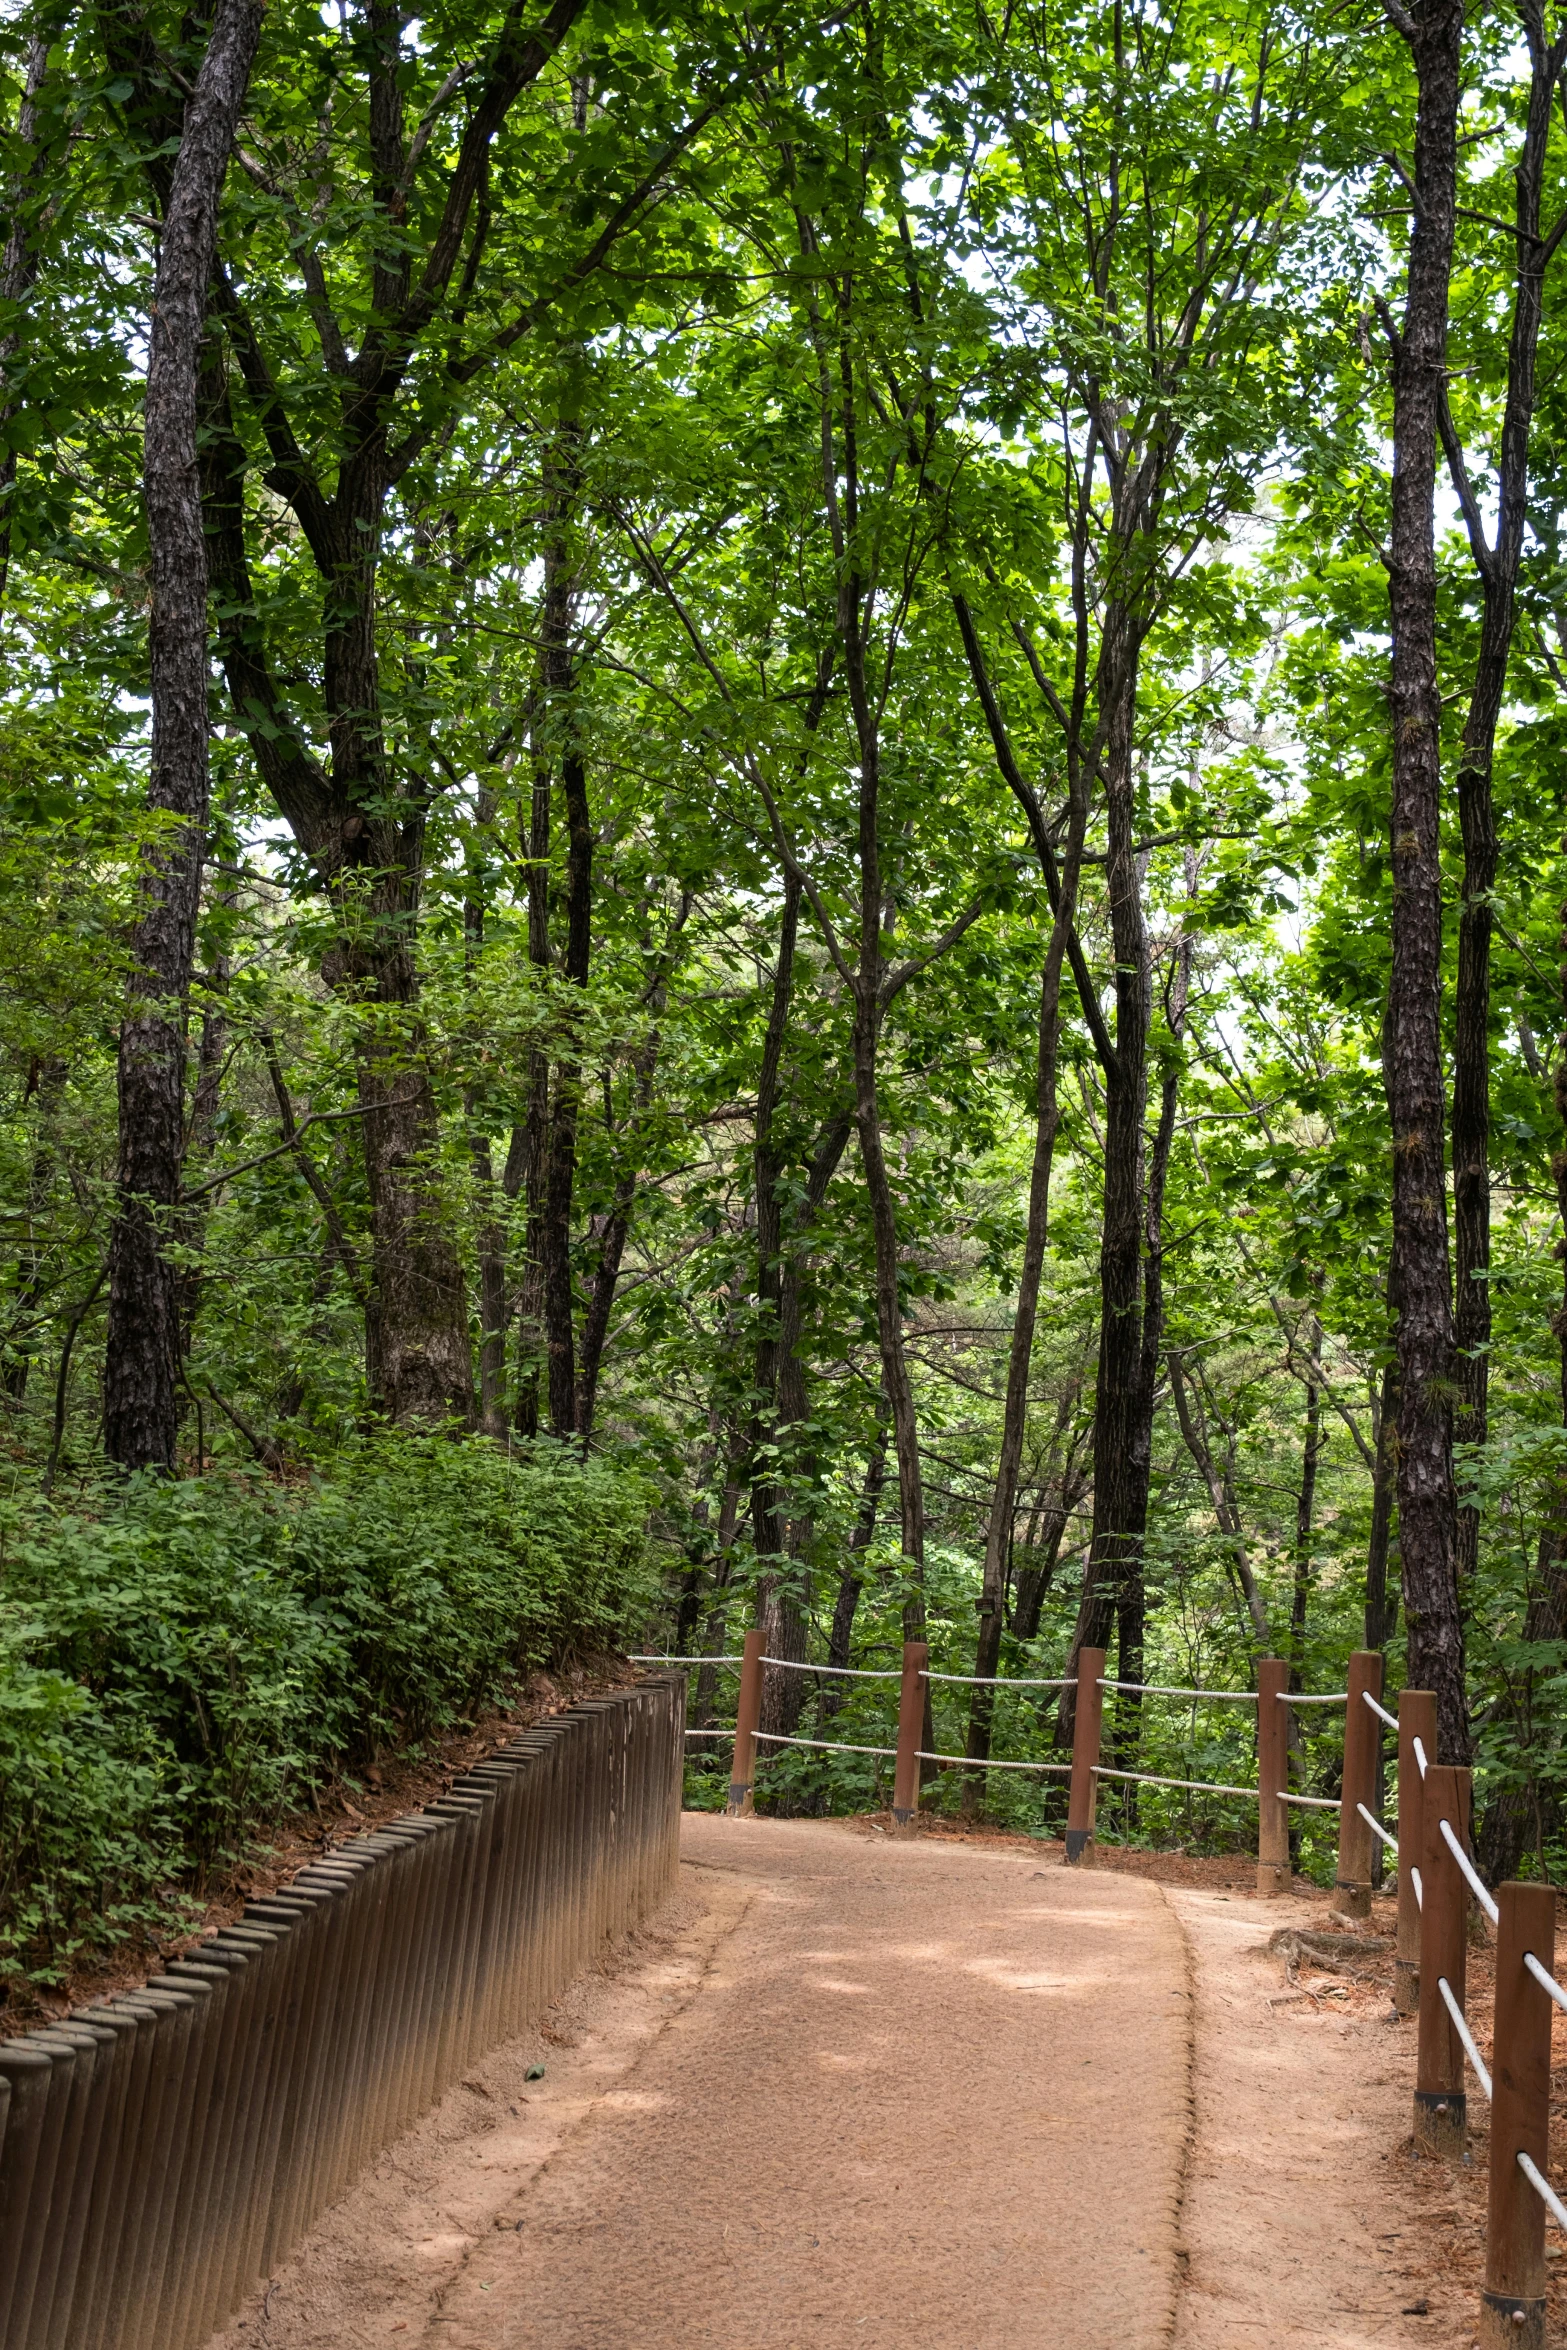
1276 1691 1349 1706
1519 2152 1567 2234
1525 1952 1567 2016
1098 1678 1257 1701
1411 1865 1423 1910
1095 1765 1260 1800
924 1671 1073 1687
753 1732 898 1758
760 1656 903 1679
1437 1976 1492 2101
1279 1789 1338 1810
1439 1817 1500 1925
632 1654 742 1666
684 1727 734 1737
1358 1802 1398 1851
917 1750 1072 1773
1361 1689 1399 1730
1413 1735 1429 1780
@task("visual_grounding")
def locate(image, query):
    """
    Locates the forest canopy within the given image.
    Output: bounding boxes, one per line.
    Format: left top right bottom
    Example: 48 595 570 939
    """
4 0 1567 1901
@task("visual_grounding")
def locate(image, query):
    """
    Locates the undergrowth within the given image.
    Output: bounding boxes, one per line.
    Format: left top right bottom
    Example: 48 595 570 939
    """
0 1435 655 1989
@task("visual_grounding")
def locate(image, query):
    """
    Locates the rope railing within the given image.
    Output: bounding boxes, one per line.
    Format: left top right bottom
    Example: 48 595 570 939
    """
1097 1677 1257 1700
1097 1764 1261 1800
1437 1975 1492 2102
1519 2153 1567 2235
702 1639 1567 2334
755 1731 899 1758
1525 1950 1567 2017
1439 1815 1500 1926
692 1643 1375 1842
761 1656 903 1679
925 1669 1073 1687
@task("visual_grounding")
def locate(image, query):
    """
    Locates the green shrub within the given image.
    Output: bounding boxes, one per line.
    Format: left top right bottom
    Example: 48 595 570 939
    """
0 1436 655 1986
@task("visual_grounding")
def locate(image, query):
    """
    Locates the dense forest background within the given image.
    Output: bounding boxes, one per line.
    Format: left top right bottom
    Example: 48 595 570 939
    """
4 0 1567 1983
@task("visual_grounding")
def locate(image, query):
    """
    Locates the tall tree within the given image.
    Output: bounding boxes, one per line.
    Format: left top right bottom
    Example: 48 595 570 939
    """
103 0 263 1470
1380 0 1468 1758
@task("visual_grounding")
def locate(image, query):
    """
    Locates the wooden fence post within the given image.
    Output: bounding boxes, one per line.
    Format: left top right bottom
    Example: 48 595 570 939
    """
1335 1648 1385 1919
1256 1657 1289 1896
1415 1762 1473 2158
892 1642 928 1828
1480 1880 1556 2348
725 1628 765 1817
1395 1691 1436 2017
1065 1646 1106 1866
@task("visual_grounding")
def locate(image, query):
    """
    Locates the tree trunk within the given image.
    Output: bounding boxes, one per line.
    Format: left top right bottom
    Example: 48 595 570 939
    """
513 711 553 1435
465 786 509 1436
2 1055 66 1404
820 1417 889 1722
0 9 66 614
853 986 925 1626
1384 0 1467 1759
1082 605 1152 1682
963 734 1089 1791
535 456 589 1440
175 897 233 1362
1449 1 1559 1589
103 0 262 1471
1365 1356 1401 1649
1291 1361 1321 1674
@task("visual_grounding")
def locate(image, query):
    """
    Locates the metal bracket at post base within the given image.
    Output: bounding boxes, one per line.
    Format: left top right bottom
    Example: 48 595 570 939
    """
1479 2291 1546 2350
1334 1874 1371 1919
1064 1827 1094 1864
891 1804 916 1827
725 1780 754 1818
1413 2087 1466 2157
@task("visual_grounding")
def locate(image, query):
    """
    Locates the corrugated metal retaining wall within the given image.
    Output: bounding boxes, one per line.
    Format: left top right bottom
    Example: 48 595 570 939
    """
0 1673 683 2350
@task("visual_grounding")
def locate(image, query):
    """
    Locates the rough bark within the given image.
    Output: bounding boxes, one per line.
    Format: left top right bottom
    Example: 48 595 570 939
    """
1081 605 1154 1681
1365 1356 1402 1649
513 696 553 1435
1384 0 1468 1758
0 9 66 614
819 1418 890 1723
533 450 589 1439
465 784 509 1435
1291 1359 1321 1674
2 1055 66 1403
103 0 262 1471
174 896 233 1360
1446 2 1565 1587
954 597 1091 1791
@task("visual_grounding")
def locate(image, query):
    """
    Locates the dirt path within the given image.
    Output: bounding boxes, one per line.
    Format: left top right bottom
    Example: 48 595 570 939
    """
207 1819 1435 2350
210 1815 1191 2350
1167 1881 1456 2348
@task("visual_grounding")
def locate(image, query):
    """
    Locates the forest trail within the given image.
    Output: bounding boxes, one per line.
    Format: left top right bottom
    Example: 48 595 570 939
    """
211 1815 1190 2350
207 1817 1431 2350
